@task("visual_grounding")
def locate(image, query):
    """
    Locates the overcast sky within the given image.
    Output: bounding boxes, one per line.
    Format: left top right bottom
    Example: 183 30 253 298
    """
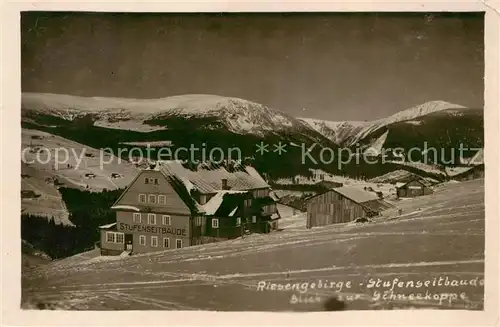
21 12 484 121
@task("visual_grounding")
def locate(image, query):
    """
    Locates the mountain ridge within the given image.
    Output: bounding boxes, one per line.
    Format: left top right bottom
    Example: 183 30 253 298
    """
22 92 313 137
299 100 473 146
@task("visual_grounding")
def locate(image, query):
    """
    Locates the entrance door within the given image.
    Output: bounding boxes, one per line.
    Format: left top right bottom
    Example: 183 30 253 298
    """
125 234 133 251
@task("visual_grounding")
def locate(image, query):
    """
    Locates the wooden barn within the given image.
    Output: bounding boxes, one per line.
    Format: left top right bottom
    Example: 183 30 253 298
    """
306 186 392 228
396 178 433 198
452 164 485 181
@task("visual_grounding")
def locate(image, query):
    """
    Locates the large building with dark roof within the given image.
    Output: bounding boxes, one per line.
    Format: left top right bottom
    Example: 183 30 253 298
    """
99 160 279 255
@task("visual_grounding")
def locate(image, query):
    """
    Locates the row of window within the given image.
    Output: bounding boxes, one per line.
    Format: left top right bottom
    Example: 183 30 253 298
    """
209 216 257 228
133 213 172 225
253 189 270 198
144 177 159 185
105 232 183 249
139 235 182 249
138 194 166 205
106 232 124 243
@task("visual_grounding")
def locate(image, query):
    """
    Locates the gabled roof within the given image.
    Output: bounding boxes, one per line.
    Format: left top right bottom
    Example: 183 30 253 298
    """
157 160 269 194
361 199 394 213
333 186 379 203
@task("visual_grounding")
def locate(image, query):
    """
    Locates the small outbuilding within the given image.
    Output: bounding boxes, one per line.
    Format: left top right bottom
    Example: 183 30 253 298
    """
396 178 433 198
452 164 485 181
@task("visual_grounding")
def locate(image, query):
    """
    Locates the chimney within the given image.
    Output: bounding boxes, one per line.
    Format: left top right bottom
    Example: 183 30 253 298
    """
221 178 229 190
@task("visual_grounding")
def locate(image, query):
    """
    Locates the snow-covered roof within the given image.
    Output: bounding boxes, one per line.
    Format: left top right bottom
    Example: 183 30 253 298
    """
228 207 238 217
445 166 475 177
333 186 379 204
158 160 269 194
110 205 141 211
198 190 246 215
99 222 117 229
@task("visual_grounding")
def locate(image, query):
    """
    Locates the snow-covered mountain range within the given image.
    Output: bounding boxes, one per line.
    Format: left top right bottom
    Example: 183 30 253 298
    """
22 93 482 167
300 100 469 146
22 92 312 137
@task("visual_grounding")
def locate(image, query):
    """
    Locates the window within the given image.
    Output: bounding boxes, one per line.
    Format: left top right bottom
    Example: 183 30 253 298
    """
158 195 166 205
133 213 141 223
212 218 219 228
151 236 158 247
148 194 157 204
252 216 257 223
139 235 146 245
163 237 170 248
148 213 156 225
176 239 183 249
154 178 159 185
116 233 124 244
194 216 202 226
245 199 252 207
144 177 149 184
106 232 115 243
263 204 277 215
106 232 124 243
162 215 171 225
138 194 146 203
253 189 270 198
199 195 207 205
236 217 241 226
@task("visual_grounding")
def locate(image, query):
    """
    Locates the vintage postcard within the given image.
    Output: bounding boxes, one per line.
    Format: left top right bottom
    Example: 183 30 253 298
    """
1 1 499 326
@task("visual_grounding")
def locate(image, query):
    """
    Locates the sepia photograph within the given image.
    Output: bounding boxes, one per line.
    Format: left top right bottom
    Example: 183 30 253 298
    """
14 9 490 314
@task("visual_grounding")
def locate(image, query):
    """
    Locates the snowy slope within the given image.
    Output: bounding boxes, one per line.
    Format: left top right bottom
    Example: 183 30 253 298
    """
298 118 366 145
22 93 311 136
363 130 389 156
22 128 138 192
22 179 485 311
349 101 467 145
300 101 467 146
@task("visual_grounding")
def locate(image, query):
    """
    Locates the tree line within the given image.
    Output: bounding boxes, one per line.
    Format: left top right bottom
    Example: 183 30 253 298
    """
21 187 124 259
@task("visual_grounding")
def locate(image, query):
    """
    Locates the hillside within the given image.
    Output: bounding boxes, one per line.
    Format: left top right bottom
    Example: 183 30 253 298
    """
22 179 484 311
21 163 71 225
21 128 137 223
22 128 138 191
22 240 52 272
300 101 473 146
298 119 366 145
356 108 484 165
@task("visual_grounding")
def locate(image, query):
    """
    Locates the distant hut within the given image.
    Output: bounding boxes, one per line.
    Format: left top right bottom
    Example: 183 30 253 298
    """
21 190 40 199
452 164 485 182
305 186 393 228
316 180 343 190
396 178 433 198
